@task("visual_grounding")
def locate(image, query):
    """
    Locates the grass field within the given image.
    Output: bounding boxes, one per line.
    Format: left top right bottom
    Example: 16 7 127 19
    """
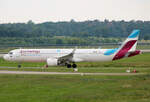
0 74 150 102
0 51 150 102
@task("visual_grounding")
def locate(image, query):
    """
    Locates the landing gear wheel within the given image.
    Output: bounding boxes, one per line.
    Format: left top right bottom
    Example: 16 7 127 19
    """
72 63 77 68
18 64 21 68
67 64 72 68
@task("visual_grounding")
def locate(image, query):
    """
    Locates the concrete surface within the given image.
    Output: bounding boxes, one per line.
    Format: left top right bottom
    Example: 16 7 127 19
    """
0 70 144 76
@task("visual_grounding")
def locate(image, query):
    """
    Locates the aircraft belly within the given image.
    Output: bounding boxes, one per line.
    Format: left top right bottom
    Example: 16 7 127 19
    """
18 56 46 62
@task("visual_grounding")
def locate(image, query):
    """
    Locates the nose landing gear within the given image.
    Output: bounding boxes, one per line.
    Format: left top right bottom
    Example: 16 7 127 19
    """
18 64 22 68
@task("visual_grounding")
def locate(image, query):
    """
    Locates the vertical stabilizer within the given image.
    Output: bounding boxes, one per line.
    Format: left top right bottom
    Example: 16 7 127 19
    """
113 30 140 60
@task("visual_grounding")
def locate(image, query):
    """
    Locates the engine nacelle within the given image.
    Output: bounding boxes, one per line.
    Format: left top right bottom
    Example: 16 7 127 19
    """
47 58 58 66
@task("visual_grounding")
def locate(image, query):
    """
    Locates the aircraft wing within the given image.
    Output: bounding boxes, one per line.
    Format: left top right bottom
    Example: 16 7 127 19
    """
55 48 77 64
59 48 76 60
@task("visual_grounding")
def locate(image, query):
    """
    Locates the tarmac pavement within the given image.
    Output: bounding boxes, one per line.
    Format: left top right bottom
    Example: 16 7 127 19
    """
0 70 144 76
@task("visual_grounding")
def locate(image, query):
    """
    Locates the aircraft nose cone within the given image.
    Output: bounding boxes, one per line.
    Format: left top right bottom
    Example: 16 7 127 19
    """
3 54 9 60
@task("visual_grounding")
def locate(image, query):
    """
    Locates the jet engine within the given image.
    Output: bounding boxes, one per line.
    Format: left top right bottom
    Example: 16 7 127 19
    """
47 58 58 66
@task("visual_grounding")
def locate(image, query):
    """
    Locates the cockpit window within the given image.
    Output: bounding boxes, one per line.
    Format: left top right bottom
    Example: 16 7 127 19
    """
9 52 13 55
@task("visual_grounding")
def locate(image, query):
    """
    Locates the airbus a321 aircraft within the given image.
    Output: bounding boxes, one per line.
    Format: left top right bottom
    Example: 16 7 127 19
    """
3 30 141 68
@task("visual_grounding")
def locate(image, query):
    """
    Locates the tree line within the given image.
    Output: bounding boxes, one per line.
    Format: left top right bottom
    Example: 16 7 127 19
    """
0 19 150 45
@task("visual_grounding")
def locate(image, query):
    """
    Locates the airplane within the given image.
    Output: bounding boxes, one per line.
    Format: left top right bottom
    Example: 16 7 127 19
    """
3 30 141 68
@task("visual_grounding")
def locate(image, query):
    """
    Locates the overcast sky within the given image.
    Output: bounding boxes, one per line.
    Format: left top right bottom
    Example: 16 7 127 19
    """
0 0 150 23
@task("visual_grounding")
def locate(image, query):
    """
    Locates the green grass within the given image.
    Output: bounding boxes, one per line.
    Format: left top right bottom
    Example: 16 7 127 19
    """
0 67 150 73
0 74 150 102
0 50 150 102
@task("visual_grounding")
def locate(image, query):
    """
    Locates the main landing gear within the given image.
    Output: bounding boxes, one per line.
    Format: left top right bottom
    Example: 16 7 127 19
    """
66 63 77 68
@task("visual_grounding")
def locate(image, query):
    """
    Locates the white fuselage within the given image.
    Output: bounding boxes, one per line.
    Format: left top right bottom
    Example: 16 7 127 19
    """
3 49 114 62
